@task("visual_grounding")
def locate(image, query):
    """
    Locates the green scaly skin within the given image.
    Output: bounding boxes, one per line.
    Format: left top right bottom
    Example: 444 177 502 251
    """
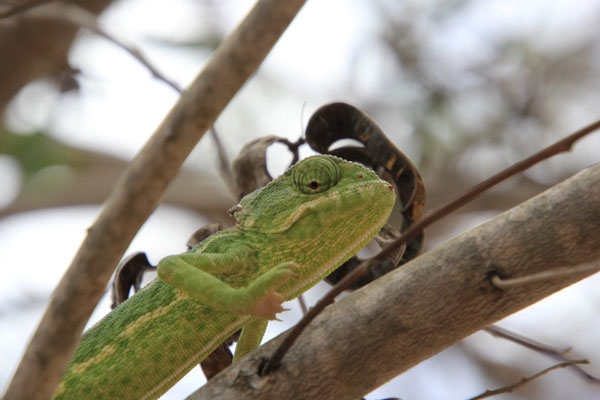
54 155 396 399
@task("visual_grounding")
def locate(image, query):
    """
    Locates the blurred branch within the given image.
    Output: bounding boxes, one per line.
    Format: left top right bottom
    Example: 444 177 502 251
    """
0 130 232 222
484 325 600 382
491 260 600 289
423 167 550 211
0 0 52 18
11 1 243 201
21 1 183 92
0 162 233 222
3 1 307 399
2 1 240 215
188 163 600 400
0 0 115 112
209 126 237 198
373 1 600 186
37 2 243 199
468 360 589 400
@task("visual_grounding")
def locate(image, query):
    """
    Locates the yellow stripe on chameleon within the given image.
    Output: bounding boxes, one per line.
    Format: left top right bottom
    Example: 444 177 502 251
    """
118 290 187 340
65 290 187 381
71 344 117 375
141 316 250 400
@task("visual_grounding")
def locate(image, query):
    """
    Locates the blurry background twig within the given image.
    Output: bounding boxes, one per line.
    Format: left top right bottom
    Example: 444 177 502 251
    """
469 360 590 400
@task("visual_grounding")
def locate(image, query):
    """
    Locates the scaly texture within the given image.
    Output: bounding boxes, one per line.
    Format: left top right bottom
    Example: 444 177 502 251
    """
54 155 396 399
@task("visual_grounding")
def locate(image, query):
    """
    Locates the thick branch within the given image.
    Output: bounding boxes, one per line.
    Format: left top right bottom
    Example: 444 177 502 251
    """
188 163 600 400
3 1 306 399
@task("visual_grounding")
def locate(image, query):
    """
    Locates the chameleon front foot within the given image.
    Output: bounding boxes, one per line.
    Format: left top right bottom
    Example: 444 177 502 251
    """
242 262 299 320
157 254 298 320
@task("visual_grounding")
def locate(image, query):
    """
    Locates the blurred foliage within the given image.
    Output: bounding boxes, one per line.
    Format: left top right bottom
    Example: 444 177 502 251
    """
0 129 84 178
356 0 600 181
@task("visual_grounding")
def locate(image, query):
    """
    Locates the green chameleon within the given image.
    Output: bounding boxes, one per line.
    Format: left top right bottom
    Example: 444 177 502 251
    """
54 155 396 399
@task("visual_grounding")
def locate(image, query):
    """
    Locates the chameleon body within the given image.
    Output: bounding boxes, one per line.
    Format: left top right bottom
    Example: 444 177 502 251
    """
54 155 396 399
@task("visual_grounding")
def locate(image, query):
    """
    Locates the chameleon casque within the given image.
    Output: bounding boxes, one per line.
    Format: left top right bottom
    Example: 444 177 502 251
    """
54 154 396 399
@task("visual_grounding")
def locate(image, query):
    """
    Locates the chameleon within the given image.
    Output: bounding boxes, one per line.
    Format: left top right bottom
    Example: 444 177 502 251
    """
53 154 396 399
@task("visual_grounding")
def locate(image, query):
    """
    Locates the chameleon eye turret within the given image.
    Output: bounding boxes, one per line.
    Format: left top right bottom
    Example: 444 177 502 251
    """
292 156 342 194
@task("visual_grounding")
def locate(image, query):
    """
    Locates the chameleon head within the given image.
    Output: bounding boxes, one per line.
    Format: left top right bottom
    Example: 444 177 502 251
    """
232 155 396 240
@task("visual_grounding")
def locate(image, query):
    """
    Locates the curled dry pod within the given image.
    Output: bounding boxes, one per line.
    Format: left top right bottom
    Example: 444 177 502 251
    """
305 102 426 289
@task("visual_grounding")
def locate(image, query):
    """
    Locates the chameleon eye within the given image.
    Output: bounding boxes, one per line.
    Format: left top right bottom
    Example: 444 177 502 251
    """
293 156 342 194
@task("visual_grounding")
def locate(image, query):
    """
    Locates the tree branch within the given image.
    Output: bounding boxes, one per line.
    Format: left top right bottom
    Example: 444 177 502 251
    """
188 163 600 400
3 1 306 399
483 325 600 382
23 1 183 92
491 260 600 288
468 360 589 400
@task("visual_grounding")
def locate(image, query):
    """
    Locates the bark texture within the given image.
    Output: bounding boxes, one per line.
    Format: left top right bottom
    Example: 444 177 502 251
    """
188 163 600 400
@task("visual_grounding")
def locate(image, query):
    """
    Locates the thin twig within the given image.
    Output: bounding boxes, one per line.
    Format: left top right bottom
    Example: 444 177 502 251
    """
468 360 589 400
23 2 183 93
297 294 308 315
37 3 240 200
4 1 307 399
12 1 243 204
53 2 239 203
484 325 600 382
209 126 237 198
261 117 600 375
278 137 305 165
491 260 600 289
